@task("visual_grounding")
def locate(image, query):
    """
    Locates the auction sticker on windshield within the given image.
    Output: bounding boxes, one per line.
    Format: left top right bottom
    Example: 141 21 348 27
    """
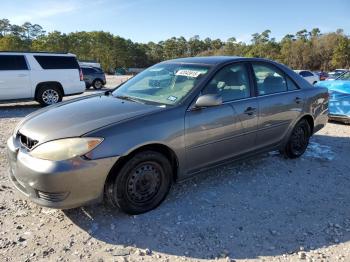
167 95 177 102
176 70 203 78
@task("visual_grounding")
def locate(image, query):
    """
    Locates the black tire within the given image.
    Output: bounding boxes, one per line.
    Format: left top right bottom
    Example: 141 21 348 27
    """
36 86 63 106
105 151 172 215
282 119 311 158
92 79 104 90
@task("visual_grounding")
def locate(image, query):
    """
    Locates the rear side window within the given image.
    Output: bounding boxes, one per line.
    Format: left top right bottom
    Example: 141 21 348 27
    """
82 68 96 74
286 77 299 91
252 63 287 95
0 55 28 70
94 67 103 73
300 71 313 77
34 55 79 69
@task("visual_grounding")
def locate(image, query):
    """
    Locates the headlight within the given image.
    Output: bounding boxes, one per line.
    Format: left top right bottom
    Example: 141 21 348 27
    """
30 137 103 161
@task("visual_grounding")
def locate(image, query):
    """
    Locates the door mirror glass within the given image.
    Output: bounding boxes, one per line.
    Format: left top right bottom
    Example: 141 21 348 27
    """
195 94 222 108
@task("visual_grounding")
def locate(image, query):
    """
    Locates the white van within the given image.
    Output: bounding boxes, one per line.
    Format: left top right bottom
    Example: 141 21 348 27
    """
0 52 85 106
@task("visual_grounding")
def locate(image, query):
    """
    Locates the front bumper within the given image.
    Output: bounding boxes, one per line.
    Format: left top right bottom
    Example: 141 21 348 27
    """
6 136 118 209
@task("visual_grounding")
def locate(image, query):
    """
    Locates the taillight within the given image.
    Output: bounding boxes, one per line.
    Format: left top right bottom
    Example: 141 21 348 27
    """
79 69 83 81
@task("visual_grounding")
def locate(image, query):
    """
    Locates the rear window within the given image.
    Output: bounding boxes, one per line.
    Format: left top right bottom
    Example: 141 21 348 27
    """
0 55 28 70
34 55 79 70
300 71 313 77
82 67 98 74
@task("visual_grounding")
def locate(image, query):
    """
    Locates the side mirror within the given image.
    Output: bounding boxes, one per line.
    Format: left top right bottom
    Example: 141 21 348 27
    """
194 94 222 108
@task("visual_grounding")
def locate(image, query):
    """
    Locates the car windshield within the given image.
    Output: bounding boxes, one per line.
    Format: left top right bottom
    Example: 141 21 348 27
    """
336 71 350 80
112 63 211 105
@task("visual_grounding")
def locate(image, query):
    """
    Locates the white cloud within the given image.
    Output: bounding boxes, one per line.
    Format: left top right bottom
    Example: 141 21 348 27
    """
236 33 252 44
8 1 80 24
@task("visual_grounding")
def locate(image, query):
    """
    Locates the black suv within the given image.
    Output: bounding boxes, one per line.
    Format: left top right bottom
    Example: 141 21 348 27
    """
81 66 106 89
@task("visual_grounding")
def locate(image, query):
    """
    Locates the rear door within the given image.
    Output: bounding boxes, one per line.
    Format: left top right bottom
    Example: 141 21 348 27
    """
0 55 31 100
184 63 258 172
33 55 84 95
251 62 304 148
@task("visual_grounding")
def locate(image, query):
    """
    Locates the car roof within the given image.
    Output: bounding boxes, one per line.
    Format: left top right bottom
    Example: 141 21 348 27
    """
0 51 76 56
293 70 311 73
162 56 276 66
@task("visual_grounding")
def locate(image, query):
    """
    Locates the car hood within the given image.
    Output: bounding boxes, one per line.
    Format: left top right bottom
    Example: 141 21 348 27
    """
316 80 350 93
17 94 165 143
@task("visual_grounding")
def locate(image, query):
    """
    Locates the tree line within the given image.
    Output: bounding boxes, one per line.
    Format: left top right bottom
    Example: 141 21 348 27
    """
1 18 349 72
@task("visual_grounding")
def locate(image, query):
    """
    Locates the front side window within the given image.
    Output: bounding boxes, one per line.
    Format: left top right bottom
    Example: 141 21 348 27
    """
252 63 287 95
112 63 211 105
337 72 350 80
0 55 28 70
202 63 251 102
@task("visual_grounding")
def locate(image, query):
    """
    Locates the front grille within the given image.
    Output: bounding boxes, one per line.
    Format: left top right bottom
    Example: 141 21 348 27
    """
18 133 38 150
36 191 69 202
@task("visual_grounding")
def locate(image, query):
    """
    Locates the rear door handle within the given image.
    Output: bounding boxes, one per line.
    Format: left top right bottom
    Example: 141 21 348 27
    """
295 97 303 104
244 107 257 116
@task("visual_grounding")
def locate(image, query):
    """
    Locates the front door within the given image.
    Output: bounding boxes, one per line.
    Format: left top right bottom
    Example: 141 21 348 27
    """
184 63 258 173
0 55 31 100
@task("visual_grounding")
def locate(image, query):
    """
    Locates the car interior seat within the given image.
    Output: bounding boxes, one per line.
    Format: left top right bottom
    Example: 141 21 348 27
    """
262 75 284 95
220 70 249 100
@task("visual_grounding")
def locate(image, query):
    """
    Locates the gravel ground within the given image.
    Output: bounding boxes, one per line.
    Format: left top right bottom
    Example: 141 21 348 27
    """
0 79 350 261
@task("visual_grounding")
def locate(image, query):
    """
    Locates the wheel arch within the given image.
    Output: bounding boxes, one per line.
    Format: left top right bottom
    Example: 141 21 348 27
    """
299 114 314 134
105 143 179 188
93 78 103 82
280 113 315 150
92 78 104 85
35 81 64 99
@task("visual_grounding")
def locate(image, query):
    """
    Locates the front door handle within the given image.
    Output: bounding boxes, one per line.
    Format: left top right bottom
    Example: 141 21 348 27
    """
244 107 256 116
295 97 303 104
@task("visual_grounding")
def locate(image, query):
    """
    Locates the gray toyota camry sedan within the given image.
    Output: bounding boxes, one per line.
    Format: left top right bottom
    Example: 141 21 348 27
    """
7 56 329 214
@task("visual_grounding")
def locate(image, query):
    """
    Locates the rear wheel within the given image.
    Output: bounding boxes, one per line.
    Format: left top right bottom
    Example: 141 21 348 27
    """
36 86 63 106
281 119 311 158
92 79 103 90
105 151 172 214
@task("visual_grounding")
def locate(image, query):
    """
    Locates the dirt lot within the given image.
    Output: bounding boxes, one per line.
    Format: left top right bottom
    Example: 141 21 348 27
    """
0 80 350 261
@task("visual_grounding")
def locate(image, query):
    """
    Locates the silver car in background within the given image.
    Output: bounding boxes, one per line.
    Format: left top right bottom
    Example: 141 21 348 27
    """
7 56 329 214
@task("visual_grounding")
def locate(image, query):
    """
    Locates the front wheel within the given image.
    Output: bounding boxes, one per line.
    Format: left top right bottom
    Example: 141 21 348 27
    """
105 151 172 215
281 119 311 158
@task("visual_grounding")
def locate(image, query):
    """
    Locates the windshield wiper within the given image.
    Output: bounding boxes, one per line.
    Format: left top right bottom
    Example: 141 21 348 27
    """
114 95 145 104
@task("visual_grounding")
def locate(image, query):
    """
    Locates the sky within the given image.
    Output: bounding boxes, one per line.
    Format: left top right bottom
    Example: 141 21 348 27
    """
0 0 349 43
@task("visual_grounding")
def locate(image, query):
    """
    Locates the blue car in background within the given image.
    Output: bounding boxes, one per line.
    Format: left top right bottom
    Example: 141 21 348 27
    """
316 71 350 123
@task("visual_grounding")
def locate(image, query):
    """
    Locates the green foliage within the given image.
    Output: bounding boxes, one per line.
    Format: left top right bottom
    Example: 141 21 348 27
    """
0 18 349 71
